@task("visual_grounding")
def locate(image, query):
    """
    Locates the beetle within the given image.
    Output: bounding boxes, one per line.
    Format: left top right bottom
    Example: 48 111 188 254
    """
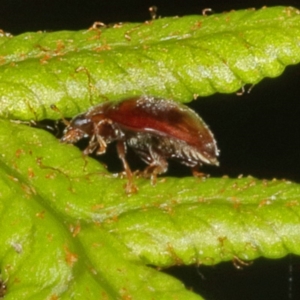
60 96 219 193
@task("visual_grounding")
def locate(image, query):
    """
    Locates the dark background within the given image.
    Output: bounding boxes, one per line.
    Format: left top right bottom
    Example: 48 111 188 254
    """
1 1 300 299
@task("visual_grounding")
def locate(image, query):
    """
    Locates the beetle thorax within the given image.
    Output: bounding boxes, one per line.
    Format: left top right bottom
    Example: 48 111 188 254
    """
94 119 124 144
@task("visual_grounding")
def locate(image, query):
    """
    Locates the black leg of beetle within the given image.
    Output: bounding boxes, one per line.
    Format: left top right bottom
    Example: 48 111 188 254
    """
116 141 137 193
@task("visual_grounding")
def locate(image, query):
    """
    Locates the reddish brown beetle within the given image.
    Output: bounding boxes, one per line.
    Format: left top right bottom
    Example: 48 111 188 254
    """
60 96 219 192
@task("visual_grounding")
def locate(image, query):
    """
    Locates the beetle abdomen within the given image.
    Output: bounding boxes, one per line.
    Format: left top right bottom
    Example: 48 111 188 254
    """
126 130 218 168
103 96 219 164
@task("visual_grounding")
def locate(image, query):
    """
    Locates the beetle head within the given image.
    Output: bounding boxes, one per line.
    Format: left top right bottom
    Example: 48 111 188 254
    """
61 113 94 144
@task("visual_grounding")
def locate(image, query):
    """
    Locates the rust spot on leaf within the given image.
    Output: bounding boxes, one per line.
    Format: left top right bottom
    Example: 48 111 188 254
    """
285 200 299 207
258 199 272 207
40 54 51 64
92 203 105 211
49 294 59 300
191 20 202 30
7 175 18 182
0 279 7 298
15 149 25 158
69 222 81 237
64 246 78 267
36 211 45 219
28 167 35 178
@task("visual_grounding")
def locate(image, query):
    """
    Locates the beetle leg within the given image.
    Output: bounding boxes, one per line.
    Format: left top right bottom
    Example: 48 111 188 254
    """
116 141 137 194
143 149 168 185
143 162 167 185
83 135 98 155
95 135 107 154
191 165 207 178
92 121 109 154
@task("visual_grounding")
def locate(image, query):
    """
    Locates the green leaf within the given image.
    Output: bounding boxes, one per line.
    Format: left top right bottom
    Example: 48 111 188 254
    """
0 6 300 120
0 120 203 299
1 6 300 300
1 119 300 298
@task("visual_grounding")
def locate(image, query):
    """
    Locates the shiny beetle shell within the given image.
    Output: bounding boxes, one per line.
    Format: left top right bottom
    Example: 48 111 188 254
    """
61 96 219 192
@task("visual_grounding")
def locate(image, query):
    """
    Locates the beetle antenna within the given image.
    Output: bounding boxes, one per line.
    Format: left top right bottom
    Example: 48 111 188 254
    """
50 104 70 126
